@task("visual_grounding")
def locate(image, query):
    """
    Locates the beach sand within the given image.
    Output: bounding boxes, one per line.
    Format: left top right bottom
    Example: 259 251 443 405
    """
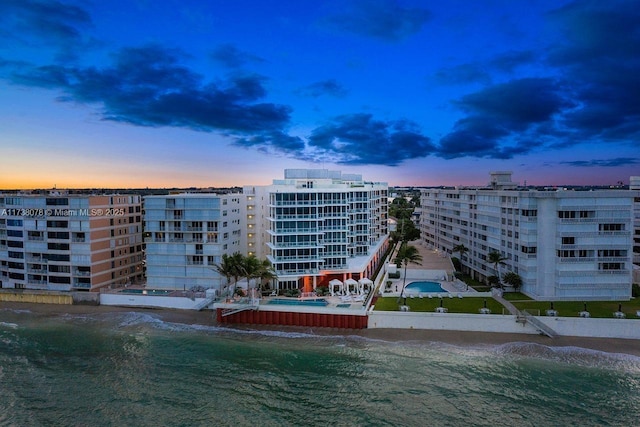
2 301 639 356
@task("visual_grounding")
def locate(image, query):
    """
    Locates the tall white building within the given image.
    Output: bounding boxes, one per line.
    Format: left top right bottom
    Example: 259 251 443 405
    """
143 193 243 290
419 172 637 300
243 169 389 292
0 193 144 291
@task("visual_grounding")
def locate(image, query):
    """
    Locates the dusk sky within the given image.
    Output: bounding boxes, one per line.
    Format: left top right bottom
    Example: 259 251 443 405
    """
1 0 638 189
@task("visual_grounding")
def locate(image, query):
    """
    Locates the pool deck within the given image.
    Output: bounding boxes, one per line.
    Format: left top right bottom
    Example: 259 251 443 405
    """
386 242 472 295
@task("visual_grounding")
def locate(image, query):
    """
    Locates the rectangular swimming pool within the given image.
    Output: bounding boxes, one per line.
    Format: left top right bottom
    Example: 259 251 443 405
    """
266 298 329 307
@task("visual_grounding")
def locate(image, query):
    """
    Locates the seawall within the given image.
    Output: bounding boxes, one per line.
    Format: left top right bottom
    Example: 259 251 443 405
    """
0 290 73 305
367 310 640 340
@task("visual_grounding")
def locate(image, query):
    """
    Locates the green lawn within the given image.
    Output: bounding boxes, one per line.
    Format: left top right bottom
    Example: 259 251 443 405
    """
373 294 640 319
511 298 640 319
373 296 505 314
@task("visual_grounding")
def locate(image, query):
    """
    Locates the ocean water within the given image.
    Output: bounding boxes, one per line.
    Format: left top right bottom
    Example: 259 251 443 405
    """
1 308 640 427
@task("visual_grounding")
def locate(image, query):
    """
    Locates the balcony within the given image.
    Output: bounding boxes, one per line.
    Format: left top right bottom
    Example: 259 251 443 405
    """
73 270 91 277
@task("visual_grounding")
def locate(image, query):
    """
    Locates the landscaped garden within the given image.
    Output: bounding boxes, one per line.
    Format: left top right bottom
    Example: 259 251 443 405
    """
373 295 505 314
504 292 640 319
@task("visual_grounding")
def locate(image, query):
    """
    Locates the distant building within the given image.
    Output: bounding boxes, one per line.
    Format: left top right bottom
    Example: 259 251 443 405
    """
243 169 389 292
143 193 243 290
419 172 637 300
0 193 143 291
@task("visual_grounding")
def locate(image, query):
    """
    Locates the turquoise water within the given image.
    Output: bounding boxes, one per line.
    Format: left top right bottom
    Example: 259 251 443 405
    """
267 298 329 306
405 281 444 293
2 307 640 426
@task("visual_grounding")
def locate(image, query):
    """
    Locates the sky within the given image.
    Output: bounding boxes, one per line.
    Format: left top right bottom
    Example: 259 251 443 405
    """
0 0 638 189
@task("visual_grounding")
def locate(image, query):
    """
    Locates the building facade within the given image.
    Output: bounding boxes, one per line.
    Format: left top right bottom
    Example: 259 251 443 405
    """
419 172 637 300
244 169 389 292
143 193 243 290
631 176 640 283
0 193 143 291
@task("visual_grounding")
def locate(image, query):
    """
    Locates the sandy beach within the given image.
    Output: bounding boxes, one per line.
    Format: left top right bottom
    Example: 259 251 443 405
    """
2 301 639 357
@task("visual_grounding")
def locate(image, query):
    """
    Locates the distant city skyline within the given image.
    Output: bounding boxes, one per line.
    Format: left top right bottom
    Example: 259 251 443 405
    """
1 0 638 189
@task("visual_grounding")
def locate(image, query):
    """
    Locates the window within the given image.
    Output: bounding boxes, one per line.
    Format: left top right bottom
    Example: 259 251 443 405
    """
562 237 575 245
599 223 624 231
599 262 623 270
558 211 576 219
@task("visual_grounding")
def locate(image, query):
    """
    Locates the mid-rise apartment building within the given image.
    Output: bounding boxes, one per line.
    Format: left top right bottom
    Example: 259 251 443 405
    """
143 193 243 290
419 172 637 300
244 169 389 292
0 193 143 291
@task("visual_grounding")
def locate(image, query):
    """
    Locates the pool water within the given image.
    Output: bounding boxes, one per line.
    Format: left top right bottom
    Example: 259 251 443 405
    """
267 298 329 307
404 281 444 293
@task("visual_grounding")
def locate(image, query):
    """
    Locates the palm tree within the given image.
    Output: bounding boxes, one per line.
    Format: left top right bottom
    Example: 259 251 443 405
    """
213 252 244 297
395 243 423 304
242 256 277 294
487 251 507 283
257 259 277 292
452 244 468 259
242 255 262 290
502 271 523 292
212 253 237 297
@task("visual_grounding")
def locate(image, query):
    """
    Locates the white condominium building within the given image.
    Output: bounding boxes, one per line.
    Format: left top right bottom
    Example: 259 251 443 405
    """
0 193 144 291
244 169 389 292
143 193 243 290
419 172 637 300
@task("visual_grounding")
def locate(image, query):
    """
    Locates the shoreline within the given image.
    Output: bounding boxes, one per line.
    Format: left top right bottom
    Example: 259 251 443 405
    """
2 302 639 356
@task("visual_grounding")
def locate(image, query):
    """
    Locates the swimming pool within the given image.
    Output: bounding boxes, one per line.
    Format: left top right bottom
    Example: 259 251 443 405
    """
404 281 444 293
267 298 329 307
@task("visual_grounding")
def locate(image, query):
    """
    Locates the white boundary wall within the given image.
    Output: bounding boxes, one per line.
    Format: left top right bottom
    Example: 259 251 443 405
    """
532 316 640 339
100 293 206 310
368 310 640 339
368 311 539 334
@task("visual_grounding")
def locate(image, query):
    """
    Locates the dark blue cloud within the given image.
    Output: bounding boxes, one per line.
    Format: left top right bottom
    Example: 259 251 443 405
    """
233 131 305 154
436 1 640 159
307 113 435 165
560 158 639 168
210 44 265 69
0 0 93 60
547 0 640 145
296 79 348 98
454 78 570 129
434 50 535 85
322 0 431 42
438 78 570 159
8 44 291 133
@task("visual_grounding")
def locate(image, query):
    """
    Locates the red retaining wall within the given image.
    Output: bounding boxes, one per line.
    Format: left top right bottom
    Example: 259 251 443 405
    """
217 309 368 329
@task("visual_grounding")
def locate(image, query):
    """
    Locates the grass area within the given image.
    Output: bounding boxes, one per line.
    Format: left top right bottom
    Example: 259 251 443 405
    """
502 292 533 301
373 296 505 314
511 298 640 319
